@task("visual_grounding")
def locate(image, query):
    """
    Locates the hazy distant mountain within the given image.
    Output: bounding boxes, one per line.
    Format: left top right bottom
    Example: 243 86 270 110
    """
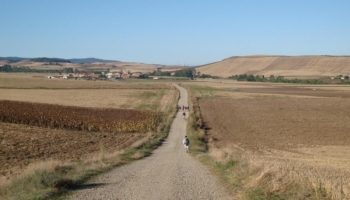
30 57 71 63
0 57 29 62
69 58 119 63
0 57 119 64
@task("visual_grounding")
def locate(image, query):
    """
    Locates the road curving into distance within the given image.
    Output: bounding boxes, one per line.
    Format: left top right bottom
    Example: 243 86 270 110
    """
69 84 230 200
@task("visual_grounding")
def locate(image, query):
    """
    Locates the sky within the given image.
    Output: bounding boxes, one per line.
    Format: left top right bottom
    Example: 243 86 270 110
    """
0 0 349 66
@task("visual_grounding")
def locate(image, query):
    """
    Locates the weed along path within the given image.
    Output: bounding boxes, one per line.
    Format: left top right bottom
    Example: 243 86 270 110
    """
69 84 229 200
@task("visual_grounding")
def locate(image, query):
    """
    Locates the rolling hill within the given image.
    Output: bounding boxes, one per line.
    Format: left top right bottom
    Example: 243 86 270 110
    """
0 57 118 64
69 58 119 63
195 56 350 78
1 58 186 73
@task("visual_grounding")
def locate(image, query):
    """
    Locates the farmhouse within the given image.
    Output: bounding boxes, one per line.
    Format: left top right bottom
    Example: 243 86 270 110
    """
122 73 130 79
105 72 113 78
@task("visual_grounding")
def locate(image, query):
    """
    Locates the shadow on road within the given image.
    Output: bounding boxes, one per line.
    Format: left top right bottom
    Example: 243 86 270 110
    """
69 183 109 191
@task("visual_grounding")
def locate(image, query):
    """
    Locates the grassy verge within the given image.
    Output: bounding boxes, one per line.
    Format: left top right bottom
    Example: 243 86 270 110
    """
0 87 179 200
183 84 328 200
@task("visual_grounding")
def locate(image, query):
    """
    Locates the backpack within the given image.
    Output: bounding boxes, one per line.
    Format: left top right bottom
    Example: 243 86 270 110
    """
185 138 189 145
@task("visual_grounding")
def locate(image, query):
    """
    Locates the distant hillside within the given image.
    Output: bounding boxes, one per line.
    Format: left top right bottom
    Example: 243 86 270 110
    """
0 57 29 62
69 58 119 64
196 56 350 78
30 57 71 63
0 57 119 64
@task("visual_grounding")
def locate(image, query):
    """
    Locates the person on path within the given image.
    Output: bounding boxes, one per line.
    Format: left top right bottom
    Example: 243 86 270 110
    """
183 136 190 153
183 111 186 119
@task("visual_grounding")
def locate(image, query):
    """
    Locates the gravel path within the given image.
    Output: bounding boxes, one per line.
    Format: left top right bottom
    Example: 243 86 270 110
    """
68 84 230 200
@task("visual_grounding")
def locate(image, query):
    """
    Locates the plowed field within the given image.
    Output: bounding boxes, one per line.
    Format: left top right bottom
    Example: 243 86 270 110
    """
199 97 350 152
0 122 147 180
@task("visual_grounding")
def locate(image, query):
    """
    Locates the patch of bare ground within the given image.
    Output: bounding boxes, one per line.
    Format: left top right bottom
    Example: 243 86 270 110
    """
199 94 350 199
0 122 147 182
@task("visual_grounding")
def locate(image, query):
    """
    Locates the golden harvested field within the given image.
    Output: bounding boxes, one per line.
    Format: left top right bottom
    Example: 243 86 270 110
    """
0 89 176 111
0 73 173 89
196 56 350 78
187 80 350 199
0 73 178 111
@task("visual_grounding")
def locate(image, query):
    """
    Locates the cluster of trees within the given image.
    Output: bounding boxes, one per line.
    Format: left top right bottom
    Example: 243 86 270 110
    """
174 69 195 78
149 70 171 76
0 64 76 74
229 74 324 84
138 74 149 79
30 57 71 63
198 74 220 79
334 74 350 79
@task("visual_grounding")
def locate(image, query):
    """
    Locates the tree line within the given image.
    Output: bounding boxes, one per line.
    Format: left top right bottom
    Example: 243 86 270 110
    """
30 57 71 63
0 65 75 74
229 74 325 84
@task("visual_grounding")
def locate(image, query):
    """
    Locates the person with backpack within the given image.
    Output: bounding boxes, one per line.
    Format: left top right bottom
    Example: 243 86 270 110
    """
183 136 190 153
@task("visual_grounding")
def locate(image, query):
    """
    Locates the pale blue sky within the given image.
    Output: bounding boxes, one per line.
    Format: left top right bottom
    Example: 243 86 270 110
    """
1 0 349 65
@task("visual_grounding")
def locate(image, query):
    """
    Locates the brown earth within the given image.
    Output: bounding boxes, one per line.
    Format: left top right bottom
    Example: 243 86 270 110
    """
196 56 350 78
199 97 350 152
0 122 147 180
197 87 350 198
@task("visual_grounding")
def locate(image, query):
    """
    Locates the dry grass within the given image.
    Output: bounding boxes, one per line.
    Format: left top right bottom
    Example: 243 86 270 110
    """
0 73 174 89
0 88 177 111
0 73 177 111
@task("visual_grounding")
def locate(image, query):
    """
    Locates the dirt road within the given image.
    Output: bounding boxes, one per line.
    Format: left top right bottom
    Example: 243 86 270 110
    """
68 84 229 200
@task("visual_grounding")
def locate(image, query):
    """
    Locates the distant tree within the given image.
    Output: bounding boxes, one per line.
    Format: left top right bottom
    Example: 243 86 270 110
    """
174 69 195 78
228 75 238 79
63 68 73 73
247 74 255 81
138 74 149 79
1 64 13 72
345 76 349 79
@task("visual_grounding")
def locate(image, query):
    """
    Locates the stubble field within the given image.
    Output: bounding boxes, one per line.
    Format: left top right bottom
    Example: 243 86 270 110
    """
187 79 350 199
